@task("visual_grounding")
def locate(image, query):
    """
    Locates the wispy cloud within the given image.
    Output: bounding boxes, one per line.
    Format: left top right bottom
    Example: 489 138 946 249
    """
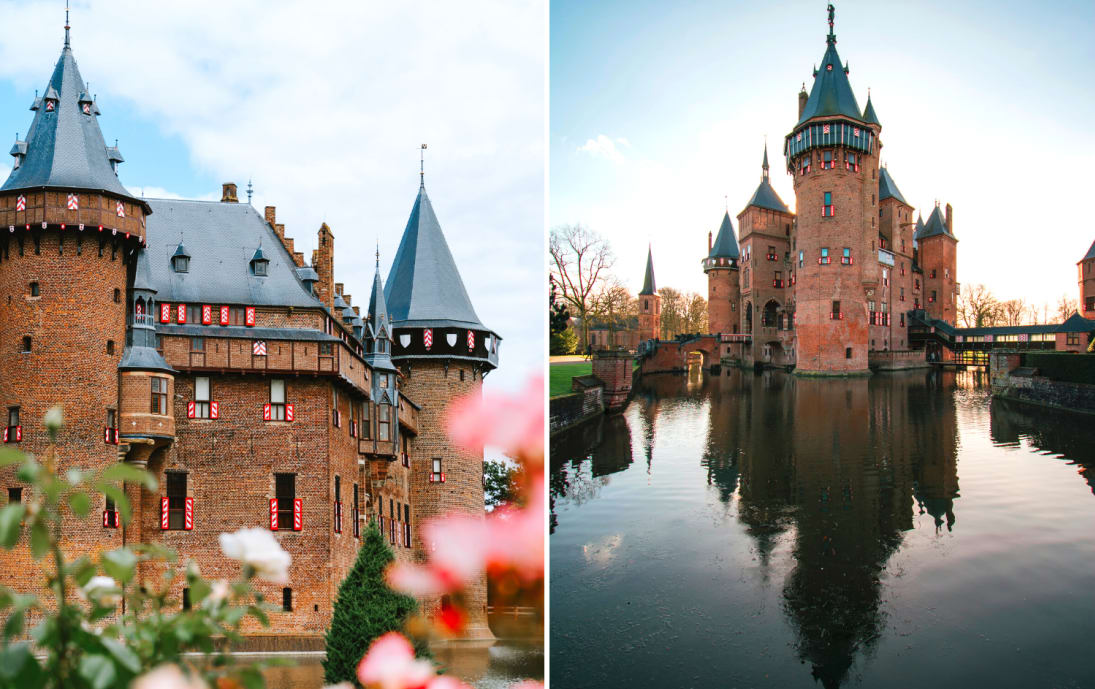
577 134 630 163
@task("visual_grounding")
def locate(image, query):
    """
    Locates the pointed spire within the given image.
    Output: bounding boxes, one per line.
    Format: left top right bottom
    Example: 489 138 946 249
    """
64 0 70 49
826 3 836 45
761 141 770 181
746 142 791 214
639 245 657 295
796 4 862 125
863 89 881 126
708 212 741 261
246 178 253 204
420 143 427 189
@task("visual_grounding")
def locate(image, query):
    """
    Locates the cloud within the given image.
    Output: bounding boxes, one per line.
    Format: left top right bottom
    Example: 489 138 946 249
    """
0 0 545 394
577 134 630 163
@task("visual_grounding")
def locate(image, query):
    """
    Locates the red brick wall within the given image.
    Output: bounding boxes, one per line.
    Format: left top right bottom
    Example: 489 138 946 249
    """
1078 257 1095 319
920 232 957 325
706 267 738 336
638 295 660 341
738 206 793 365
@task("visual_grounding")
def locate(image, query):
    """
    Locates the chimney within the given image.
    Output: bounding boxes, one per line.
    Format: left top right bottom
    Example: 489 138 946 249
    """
708 231 712 252
293 251 305 267
221 183 238 203
335 282 344 297
273 223 285 238
264 206 276 224
798 85 808 119
944 203 953 234
353 306 360 316
343 294 352 307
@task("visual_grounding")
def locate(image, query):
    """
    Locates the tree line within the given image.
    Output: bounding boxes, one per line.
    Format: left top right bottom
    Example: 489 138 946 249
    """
958 283 1081 328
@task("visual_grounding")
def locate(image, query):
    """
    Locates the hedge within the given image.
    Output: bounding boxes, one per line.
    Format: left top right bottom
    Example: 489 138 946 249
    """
1023 352 1095 385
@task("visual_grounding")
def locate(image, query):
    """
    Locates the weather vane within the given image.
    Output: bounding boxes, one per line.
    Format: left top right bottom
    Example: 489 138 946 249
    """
420 143 427 187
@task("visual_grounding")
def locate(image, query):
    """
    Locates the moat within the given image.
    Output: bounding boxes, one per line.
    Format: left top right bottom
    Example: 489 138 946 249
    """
550 369 1095 689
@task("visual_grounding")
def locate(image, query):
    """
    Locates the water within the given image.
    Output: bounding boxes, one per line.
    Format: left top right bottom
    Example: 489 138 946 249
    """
550 368 1095 689
256 641 543 688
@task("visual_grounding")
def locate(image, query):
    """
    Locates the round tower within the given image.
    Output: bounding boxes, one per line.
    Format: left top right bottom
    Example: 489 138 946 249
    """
784 5 877 374
384 179 500 642
703 212 741 336
637 245 660 340
0 21 152 580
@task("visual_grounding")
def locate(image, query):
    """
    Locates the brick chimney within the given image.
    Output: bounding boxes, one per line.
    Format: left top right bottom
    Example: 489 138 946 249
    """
221 183 238 203
945 203 953 235
312 224 336 310
335 283 344 297
264 206 276 224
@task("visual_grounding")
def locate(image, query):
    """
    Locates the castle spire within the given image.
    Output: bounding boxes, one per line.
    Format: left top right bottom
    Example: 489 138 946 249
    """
639 244 657 296
420 143 427 189
826 2 836 45
762 141 769 181
64 0 70 49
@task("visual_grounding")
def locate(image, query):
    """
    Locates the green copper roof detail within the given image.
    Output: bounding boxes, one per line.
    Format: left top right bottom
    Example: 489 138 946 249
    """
709 212 740 260
639 245 656 295
862 93 880 126
878 167 907 205
797 6 863 126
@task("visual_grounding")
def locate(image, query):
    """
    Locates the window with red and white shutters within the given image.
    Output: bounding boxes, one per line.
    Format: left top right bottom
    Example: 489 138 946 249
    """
201 305 212 325
294 498 302 531
220 306 230 326
184 497 194 530
245 307 256 326
160 303 171 323
269 498 279 531
161 497 169 530
177 304 187 324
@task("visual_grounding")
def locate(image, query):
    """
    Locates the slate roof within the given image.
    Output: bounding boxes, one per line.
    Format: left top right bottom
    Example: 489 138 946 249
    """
384 185 489 330
639 246 656 295
1081 239 1095 262
910 311 1095 337
797 41 863 125
709 212 740 260
144 198 322 308
862 94 880 126
878 167 908 205
746 178 791 214
914 206 955 241
364 261 398 373
1 34 144 208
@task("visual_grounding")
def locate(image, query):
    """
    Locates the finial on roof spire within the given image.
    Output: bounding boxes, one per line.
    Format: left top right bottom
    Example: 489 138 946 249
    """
64 0 70 48
376 242 380 268
246 178 253 204
826 3 836 45
762 140 769 181
420 143 427 188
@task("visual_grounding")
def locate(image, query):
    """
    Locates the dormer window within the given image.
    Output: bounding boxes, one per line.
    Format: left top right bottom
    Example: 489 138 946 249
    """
44 99 56 112
172 255 189 273
250 248 269 276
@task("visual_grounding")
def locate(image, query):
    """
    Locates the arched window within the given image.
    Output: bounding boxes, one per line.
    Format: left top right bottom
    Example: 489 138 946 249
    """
763 301 779 328
745 302 753 333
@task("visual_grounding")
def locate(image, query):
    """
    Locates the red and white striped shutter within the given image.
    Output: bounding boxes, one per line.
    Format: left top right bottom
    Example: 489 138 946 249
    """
429 473 434 483
293 498 302 531
269 498 279 530
263 403 272 421
202 305 212 324
103 510 110 527
286 403 294 422
104 427 111 443
177 304 187 324
184 497 194 530
161 497 169 530
210 401 219 419
245 307 256 326
13 427 19 442
440 472 446 483
187 401 196 419
160 303 171 323
220 306 230 326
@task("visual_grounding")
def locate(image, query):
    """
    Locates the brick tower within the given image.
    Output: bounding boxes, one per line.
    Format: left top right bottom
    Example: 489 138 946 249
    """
703 211 740 336
385 178 500 642
915 204 958 324
1080 240 1095 318
0 20 152 589
638 245 660 340
784 4 878 374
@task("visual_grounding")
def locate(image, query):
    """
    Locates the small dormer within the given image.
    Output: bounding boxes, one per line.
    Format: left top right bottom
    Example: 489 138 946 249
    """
29 90 41 112
171 243 190 273
250 247 269 276
295 266 319 294
78 90 93 115
43 85 59 113
106 142 124 174
9 137 27 170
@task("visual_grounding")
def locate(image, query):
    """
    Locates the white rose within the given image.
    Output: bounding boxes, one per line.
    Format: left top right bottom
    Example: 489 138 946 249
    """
218 528 291 584
206 579 231 605
79 575 120 607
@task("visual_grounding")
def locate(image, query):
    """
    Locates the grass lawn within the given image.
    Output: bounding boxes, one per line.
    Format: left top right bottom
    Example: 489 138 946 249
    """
549 361 591 398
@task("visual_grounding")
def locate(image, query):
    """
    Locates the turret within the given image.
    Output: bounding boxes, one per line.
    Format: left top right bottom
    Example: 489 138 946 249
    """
637 245 660 340
704 211 741 335
915 204 958 324
1080 240 1095 318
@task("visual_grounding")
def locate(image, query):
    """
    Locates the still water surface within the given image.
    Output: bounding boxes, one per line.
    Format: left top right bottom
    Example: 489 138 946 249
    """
550 369 1095 689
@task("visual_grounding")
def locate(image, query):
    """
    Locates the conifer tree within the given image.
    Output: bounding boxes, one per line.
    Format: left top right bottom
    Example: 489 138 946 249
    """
323 521 428 686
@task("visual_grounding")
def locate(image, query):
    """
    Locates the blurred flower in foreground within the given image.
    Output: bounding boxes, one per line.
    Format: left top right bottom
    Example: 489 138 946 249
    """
447 374 543 466
133 664 208 689
78 575 121 607
218 528 291 584
357 632 464 689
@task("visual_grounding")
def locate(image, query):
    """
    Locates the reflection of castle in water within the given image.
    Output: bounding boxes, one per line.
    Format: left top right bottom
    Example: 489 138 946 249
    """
990 398 1095 496
714 371 960 688
549 413 634 534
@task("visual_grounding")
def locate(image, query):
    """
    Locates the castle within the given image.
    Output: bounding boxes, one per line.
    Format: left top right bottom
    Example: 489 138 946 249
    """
700 5 958 374
0 21 500 643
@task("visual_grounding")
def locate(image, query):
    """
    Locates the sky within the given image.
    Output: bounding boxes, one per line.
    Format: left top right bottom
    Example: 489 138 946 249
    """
550 0 1095 318
0 0 545 395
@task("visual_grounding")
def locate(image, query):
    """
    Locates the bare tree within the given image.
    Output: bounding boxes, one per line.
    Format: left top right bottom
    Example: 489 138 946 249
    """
588 279 636 348
550 224 615 350
683 293 708 334
957 283 1002 328
1000 298 1028 326
1055 294 1078 323
658 287 684 339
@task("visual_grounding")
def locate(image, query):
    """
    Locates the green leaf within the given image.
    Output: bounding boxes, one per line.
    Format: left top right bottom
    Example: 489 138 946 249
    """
77 654 117 689
237 665 265 689
67 491 91 518
100 638 140 674
247 604 270 627
101 548 137 585
101 463 158 491
0 642 45 687
15 460 39 483
67 556 96 588
0 503 25 548
28 520 50 561
97 484 130 525
3 607 23 639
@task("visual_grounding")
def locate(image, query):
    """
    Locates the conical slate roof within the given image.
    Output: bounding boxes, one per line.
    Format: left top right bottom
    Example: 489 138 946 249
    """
709 212 740 260
797 39 862 125
639 246 656 295
878 167 907 205
384 185 487 330
133 246 156 292
915 206 955 241
364 260 397 373
1081 239 1095 262
745 144 790 214
1 31 144 208
862 93 880 126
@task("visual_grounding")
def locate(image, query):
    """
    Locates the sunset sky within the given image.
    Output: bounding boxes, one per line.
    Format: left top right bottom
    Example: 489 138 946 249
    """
550 0 1095 318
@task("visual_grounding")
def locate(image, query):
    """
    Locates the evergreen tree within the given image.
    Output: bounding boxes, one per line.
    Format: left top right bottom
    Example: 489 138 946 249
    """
323 521 429 686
